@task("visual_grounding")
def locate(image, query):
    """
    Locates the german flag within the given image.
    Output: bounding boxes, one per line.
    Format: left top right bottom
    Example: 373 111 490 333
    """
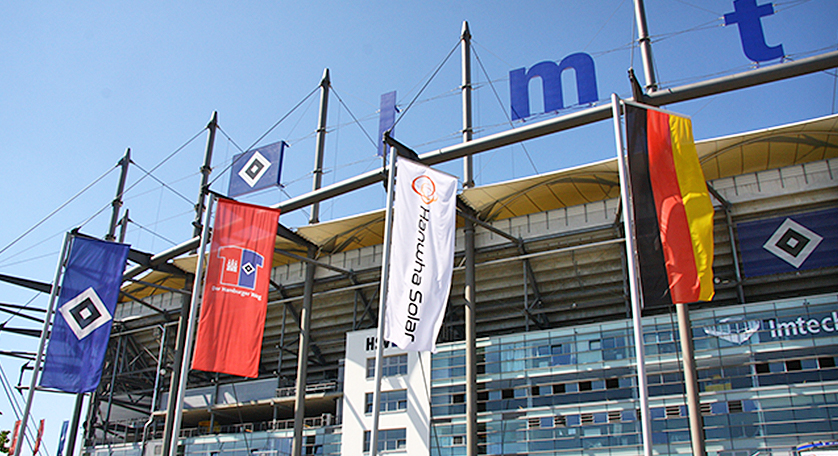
625 103 714 307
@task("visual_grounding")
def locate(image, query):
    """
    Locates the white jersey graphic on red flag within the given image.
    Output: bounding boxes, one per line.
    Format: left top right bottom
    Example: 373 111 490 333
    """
192 198 279 378
384 158 457 352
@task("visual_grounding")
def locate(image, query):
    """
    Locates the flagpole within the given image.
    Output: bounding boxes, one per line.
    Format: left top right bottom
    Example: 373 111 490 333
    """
168 194 215 456
14 231 72 456
461 20 479 456
370 147 398 456
611 93 653 456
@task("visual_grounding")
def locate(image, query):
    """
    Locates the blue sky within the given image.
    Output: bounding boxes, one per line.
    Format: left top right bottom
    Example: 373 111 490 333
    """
1 0 836 452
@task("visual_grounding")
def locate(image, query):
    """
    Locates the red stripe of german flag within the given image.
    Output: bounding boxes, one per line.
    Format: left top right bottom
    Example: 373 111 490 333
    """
626 104 714 307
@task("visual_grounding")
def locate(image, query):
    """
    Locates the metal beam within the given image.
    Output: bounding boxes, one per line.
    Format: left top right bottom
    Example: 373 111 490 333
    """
269 281 327 366
707 183 746 304
0 306 44 324
119 290 170 317
117 50 838 303
277 223 316 249
123 236 199 280
275 249 352 275
277 50 838 211
0 325 42 338
0 273 52 294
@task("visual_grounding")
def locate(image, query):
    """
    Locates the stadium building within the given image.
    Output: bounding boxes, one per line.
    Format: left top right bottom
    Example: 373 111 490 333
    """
83 109 838 456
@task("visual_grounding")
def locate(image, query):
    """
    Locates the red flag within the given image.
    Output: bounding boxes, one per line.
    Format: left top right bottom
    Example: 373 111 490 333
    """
192 199 279 378
32 419 44 455
9 420 20 455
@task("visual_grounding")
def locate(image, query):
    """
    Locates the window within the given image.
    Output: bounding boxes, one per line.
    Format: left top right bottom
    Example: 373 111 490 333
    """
366 354 408 378
365 390 407 414
363 428 406 453
550 342 574 365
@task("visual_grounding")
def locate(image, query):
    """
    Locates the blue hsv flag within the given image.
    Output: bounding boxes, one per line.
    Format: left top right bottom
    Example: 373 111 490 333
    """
56 420 69 456
228 141 286 197
41 236 130 393
378 91 397 156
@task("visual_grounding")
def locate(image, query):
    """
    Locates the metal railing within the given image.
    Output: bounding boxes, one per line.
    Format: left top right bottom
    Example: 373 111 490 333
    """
276 380 339 398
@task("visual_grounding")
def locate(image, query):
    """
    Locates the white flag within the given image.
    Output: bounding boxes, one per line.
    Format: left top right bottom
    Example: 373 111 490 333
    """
384 158 457 352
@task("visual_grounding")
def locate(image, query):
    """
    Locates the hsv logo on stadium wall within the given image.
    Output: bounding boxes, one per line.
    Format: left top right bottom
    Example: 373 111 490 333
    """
217 246 264 290
737 207 838 278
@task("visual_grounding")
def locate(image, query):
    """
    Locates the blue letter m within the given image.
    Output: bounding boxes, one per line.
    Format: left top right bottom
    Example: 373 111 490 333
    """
509 53 598 121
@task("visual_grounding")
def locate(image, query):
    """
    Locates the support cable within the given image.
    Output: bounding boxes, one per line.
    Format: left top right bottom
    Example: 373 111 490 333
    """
0 165 116 260
1 294 41 330
3 126 205 271
331 87 378 150
0 363 42 453
130 162 195 206
582 0 629 52
120 127 207 200
392 40 460 130
471 44 539 175
0 360 24 420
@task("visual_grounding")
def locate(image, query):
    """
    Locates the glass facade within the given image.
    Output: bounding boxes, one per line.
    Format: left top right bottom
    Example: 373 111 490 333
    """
430 294 838 456
91 294 838 456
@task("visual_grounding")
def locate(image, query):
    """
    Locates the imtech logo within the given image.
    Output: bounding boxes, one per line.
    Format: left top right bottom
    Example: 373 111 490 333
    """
704 317 760 345
412 175 438 204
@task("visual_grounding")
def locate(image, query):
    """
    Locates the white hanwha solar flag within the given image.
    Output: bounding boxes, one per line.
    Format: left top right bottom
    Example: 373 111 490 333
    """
384 157 457 352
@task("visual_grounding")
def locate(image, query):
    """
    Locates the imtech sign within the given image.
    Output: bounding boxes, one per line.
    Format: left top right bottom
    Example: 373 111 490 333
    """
766 312 838 339
703 310 838 345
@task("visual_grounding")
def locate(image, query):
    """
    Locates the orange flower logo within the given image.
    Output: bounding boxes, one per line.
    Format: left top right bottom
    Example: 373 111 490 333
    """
412 175 437 204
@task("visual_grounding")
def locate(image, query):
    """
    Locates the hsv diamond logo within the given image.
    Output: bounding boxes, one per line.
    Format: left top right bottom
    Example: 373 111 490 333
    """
218 246 264 290
58 287 113 340
737 208 837 278
762 218 823 268
238 151 271 188
227 141 285 198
